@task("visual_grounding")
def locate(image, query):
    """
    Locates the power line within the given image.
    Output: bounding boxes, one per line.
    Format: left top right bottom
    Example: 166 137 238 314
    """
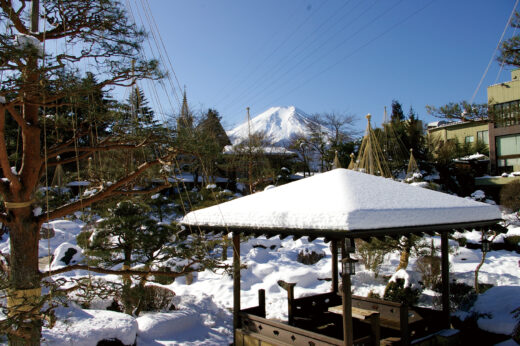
470 0 519 103
215 0 331 106
219 0 369 113
245 0 435 119
223 0 407 118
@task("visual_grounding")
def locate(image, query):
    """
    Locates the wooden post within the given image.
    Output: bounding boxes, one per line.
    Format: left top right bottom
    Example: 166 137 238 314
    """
341 239 354 346
258 289 266 318
400 303 410 345
441 231 450 328
278 280 296 325
331 240 339 293
370 314 380 346
233 233 241 343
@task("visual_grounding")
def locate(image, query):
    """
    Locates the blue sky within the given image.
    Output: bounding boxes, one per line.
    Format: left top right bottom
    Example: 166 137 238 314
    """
127 0 518 133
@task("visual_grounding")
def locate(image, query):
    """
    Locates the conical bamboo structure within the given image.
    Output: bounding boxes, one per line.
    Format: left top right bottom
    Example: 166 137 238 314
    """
354 114 392 178
405 149 420 180
332 151 341 169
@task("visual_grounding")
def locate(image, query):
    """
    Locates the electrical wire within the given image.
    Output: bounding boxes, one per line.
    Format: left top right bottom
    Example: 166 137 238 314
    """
470 0 519 103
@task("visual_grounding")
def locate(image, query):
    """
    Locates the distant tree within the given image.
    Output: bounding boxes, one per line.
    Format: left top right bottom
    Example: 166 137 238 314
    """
498 11 520 67
405 107 426 161
322 112 357 144
120 87 155 125
391 100 405 123
425 101 488 121
288 135 312 176
195 109 231 182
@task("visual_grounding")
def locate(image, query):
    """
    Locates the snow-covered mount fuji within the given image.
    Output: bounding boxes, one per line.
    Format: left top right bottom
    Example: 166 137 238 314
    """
227 106 332 147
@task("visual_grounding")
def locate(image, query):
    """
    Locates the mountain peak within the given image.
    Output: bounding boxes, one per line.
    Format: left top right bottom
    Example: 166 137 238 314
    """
227 106 331 147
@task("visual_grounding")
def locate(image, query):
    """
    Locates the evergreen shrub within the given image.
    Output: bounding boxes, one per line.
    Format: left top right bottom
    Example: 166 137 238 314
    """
383 278 421 306
357 239 386 277
500 180 520 212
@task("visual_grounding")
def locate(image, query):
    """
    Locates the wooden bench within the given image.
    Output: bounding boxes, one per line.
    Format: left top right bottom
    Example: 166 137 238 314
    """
351 295 425 345
328 305 380 346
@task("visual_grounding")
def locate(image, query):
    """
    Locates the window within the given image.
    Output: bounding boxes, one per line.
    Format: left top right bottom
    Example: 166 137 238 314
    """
465 136 474 143
497 134 520 157
493 100 520 128
477 130 489 145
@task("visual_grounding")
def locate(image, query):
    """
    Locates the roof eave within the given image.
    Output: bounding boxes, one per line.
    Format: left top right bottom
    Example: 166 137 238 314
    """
180 218 503 241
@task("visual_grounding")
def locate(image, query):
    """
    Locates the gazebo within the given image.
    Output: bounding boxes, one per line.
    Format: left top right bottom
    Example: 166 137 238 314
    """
181 168 502 346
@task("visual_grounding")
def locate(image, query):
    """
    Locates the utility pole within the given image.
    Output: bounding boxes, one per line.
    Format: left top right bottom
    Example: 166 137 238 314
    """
247 107 253 194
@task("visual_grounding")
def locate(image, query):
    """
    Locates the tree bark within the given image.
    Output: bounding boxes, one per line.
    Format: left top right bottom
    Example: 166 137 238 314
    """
7 209 42 345
396 237 411 271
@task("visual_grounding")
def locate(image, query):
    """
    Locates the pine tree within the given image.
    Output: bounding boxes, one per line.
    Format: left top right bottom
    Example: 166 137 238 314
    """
0 1 173 342
405 107 426 162
195 109 231 182
391 100 405 123
498 11 520 67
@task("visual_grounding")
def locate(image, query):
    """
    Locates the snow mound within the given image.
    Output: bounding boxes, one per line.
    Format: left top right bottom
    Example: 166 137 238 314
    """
388 269 421 290
456 286 520 336
137 294 233 345
137 310 200 339
51 242 83 269
42 306 137 346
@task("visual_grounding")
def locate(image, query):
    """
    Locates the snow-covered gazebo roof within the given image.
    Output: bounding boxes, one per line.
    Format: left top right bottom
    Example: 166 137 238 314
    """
181 169 501 239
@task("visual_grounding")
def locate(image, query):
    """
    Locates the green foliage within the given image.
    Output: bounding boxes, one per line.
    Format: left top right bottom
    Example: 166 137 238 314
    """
498 11 520 67
425 101 488 121
383 278 422 306
357 239 387 278
434 281 476 312
391 100 405 123
500 181 520 212
77 197 229 315
504 235 520 250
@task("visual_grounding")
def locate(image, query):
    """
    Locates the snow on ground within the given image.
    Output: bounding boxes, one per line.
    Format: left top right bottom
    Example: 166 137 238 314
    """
42 305 137 346
2 210 520 344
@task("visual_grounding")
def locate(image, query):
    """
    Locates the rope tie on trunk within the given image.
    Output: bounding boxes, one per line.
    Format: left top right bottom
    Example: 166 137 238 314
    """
4 199 34 209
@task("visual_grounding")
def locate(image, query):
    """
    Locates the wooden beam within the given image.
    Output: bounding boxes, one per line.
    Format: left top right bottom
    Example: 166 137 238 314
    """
233 232 241 342
441 231 450 328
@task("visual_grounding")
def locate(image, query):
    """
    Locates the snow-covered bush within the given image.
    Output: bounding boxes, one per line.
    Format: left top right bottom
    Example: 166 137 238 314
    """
383 270 422 306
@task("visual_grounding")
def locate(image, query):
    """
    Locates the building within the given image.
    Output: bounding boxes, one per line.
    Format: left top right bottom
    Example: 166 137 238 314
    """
427 120 489 151
487 69 520 174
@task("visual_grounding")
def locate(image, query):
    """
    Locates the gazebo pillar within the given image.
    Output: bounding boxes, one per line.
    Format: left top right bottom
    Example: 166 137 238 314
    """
441 231 450 328
233 232 241 343
341 239 354 346
331 240 339 293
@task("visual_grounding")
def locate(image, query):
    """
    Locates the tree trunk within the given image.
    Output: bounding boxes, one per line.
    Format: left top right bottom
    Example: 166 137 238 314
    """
396 238 411 271
7 210 42 346
475 252 486 294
